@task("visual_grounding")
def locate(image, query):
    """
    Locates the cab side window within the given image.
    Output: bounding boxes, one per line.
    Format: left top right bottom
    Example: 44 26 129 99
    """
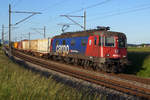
99 36 103 46
94 37 97 45
99 36 101 46
118 37 126 48
105 36 115 47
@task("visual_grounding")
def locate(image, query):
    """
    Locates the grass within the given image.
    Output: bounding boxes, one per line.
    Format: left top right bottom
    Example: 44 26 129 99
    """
128 47 150 52
1 46 149 99
126 47 150 78
0 49 102 100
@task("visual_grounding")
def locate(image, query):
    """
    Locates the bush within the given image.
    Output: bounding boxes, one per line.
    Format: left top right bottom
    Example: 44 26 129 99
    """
126 47 150 78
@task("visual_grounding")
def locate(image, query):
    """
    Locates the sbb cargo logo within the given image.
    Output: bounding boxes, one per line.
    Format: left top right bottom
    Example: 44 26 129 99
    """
56 45 69 54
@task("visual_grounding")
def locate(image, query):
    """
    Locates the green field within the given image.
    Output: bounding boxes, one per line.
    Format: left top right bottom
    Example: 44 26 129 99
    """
128 47 150 52
0 48 102 100
126 47 150 78
0 46 150 99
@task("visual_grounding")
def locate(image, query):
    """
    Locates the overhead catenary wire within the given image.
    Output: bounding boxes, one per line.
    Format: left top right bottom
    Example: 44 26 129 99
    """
9 0 68 33
87 2 150 18
66 0 112 14
5 0 150 43
87 5 150 22
59 0 112 31
10 0 16 5
40 0 68 12
12 0 23 8
11 0 67 13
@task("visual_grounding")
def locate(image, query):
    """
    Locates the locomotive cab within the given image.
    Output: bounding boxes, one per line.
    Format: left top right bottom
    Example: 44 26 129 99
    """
86 31 127 59
103 34 127 59
85 31 128 72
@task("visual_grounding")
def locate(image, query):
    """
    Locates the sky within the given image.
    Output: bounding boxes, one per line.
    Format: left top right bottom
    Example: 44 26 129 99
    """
0 0 150 44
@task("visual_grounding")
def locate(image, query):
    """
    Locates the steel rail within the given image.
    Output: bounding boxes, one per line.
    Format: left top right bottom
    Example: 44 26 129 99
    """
10 49 150 99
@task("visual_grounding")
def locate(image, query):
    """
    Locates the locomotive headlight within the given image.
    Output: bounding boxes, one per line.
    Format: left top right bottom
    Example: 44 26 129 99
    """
106 54 110 57
123 55 126 58
117 39 118 42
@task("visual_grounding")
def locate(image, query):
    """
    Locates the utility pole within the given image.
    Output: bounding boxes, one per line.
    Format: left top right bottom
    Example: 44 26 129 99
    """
9 4 12 56
8 4 41 56
29 32 30 49
60 11 86 31
2 25 4 45
20 33 22 40
1 24 17 47
84 11 86 31
44 26 46 38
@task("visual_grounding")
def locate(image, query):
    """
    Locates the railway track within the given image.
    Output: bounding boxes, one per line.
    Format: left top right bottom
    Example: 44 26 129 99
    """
5 48 150 99
115 74 150 85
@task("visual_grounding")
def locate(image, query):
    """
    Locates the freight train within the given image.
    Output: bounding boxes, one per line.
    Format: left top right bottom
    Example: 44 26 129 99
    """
13 27 128 73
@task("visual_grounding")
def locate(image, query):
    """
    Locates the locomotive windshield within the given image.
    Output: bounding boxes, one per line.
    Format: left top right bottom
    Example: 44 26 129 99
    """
105 36 115 47
118 37 126 48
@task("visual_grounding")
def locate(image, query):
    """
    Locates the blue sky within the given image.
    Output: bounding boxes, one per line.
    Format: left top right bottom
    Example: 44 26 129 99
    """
0 0 150 44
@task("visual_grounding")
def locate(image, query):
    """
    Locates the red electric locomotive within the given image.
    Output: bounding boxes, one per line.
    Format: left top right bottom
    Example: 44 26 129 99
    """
51 26 128 73
85 27 127 72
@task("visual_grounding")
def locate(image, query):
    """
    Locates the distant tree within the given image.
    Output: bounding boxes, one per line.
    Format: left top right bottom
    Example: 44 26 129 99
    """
141 43 145 47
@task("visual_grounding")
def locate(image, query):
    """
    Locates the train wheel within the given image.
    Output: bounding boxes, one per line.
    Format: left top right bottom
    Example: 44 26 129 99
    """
73 58 78 65
93 63 97 71
118 65 124 73
111 65 117 73
52 55 57 61
64 57 70 64
97 63 104 72
86 61 90 68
